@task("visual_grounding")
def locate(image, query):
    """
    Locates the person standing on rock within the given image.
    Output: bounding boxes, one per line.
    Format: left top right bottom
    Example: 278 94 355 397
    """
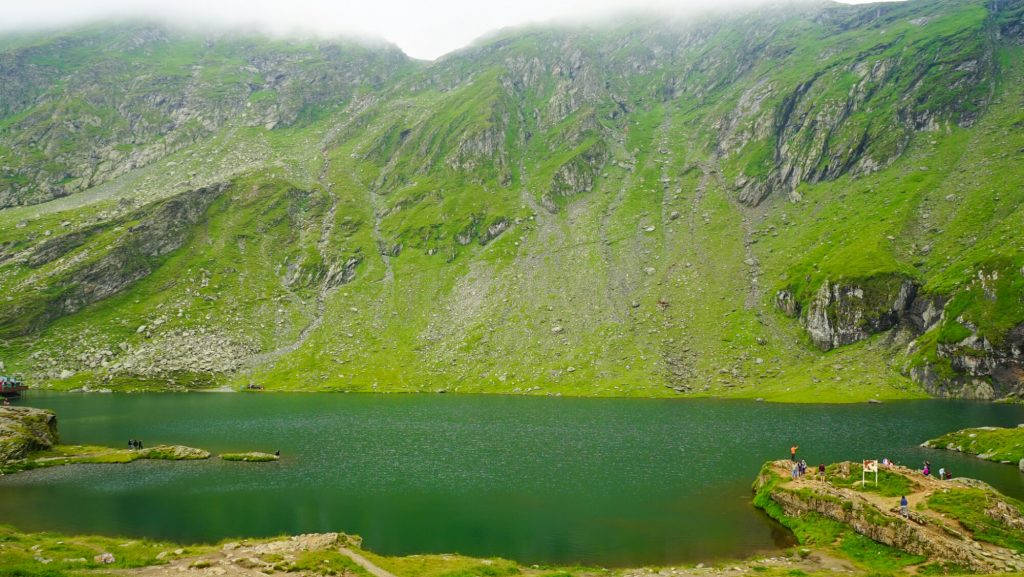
790 445 799 462
900 495 909 517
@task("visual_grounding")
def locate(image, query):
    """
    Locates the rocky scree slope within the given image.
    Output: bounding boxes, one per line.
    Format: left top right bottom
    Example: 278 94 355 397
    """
0 0 1021 399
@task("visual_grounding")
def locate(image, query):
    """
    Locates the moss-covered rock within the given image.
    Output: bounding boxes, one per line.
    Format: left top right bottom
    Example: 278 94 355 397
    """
800 275 918 351
142 445 211 460
220 451 279 462
0 406 58 462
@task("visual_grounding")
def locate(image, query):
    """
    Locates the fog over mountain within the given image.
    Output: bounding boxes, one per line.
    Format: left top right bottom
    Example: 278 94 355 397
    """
2 0 888 59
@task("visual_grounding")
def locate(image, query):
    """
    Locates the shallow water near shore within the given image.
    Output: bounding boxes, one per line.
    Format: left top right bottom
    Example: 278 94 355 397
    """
3 393 1024 566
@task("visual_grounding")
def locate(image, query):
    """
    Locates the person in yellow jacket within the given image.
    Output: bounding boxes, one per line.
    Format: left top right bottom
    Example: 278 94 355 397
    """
790 445 799 462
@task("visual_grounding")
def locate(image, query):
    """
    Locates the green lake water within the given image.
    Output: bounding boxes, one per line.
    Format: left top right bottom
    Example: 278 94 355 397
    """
3 394 1024 566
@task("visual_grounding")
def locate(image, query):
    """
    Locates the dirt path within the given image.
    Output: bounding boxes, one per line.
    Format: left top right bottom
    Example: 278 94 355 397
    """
339 547 399 577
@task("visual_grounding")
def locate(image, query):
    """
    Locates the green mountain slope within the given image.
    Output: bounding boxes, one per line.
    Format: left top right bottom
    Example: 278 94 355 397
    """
0 0 1021 401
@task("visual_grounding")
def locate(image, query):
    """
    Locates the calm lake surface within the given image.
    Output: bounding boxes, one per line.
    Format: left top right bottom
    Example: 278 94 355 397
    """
3 394 1024 566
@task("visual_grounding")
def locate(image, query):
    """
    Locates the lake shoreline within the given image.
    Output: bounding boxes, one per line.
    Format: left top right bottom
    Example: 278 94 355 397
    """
8 457 1024 577
19 384 932 404
5 394 1024 568
0 524 857 577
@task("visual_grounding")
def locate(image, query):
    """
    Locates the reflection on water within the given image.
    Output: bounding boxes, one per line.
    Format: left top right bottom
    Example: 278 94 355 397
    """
1 393 1023 566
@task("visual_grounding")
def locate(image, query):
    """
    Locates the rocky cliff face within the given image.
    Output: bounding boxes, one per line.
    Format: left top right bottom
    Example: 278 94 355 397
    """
912 323 1024 400
797 276 918 351
722 0 997 206
778 270 1023 398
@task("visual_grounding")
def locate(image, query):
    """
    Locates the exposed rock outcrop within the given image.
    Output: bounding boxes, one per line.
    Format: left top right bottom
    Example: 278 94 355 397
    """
0 406 58 462
541 139 609 212
913 323 1024 400
220 451 280 462
142 445 211 460
786 275 919 351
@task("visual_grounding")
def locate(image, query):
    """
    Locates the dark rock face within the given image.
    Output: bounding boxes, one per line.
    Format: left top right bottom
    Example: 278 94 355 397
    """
915 323 1024 400
542 140 609 213
0 406 58 462
774 289 800 318
55 184 225 316
904 293 947 333
779 273 1021 398
997 0 1024 43
799 275 918 351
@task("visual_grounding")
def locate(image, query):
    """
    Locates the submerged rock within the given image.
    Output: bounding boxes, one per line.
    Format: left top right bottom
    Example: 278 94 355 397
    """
219 451 279 462
142 445 211 460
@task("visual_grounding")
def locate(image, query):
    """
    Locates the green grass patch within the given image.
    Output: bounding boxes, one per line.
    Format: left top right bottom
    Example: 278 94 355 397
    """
924 426 1024 463
927 489 1024 552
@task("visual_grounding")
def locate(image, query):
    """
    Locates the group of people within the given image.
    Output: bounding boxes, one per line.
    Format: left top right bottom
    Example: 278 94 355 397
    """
921 460 953 480
788 446 828 481
788 444 958 520
788 446 956 486
128 439 144 450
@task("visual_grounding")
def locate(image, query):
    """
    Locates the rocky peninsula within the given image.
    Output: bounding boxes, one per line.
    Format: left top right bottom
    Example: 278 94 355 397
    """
1 405 209 474
754 459 1024 573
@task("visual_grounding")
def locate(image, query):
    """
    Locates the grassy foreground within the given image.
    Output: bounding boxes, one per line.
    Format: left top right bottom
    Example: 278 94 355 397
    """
0 524 954 577
922 426 1024 465
7 521 1024 577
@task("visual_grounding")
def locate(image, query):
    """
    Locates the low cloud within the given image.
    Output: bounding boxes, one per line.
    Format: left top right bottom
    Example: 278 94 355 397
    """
1 0 894 60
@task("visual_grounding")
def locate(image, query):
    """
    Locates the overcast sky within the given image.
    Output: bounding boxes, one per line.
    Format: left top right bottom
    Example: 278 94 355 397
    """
1 0 887 60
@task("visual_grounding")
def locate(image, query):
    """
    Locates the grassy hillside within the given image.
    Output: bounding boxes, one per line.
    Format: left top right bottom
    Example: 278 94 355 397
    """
0 0 1021 401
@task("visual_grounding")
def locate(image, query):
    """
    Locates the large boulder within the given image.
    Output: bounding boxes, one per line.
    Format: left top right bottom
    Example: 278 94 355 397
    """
0 406 58 463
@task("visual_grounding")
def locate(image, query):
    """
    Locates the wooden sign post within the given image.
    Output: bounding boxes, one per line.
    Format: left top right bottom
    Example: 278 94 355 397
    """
863 459 879 485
